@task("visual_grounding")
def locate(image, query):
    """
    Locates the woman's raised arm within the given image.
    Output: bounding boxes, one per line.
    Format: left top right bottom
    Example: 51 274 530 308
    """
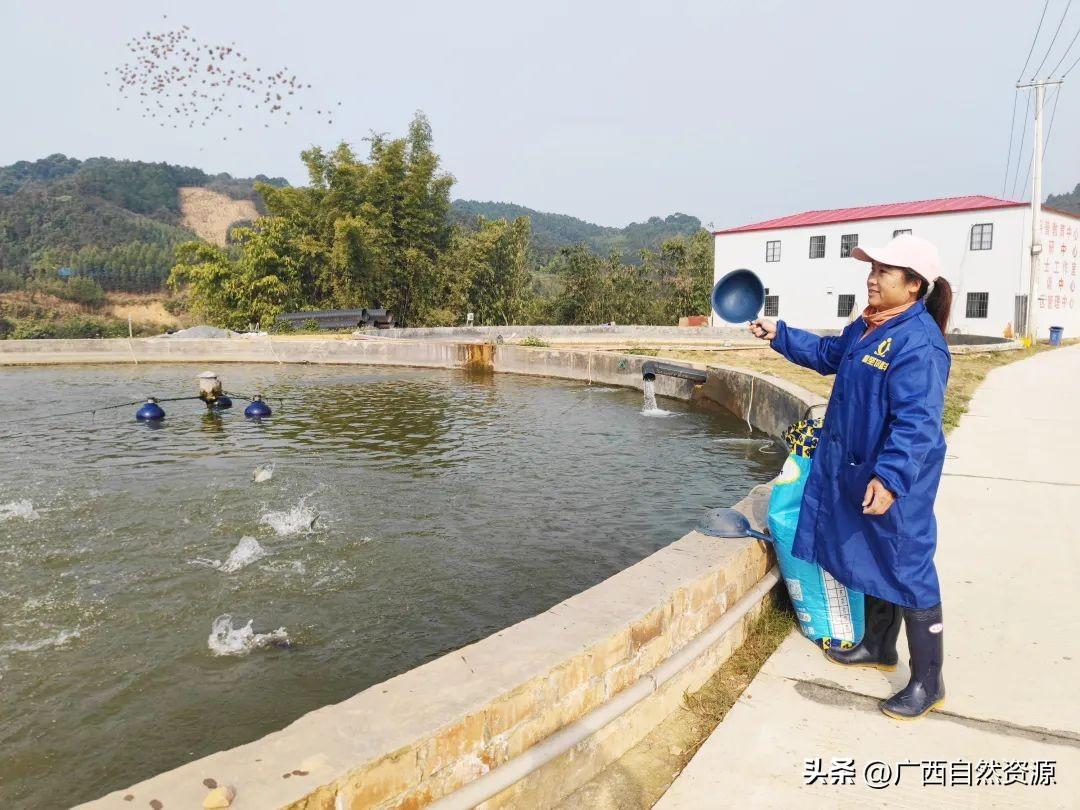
752 318 853 376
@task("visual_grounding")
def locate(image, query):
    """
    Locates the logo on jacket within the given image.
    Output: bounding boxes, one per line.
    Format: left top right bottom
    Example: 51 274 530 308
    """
862 337 892 371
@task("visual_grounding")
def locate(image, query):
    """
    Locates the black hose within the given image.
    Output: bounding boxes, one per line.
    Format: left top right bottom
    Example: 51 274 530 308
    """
641 360 708 384
3 396 202 426
0 395 205 441
1 387 284 439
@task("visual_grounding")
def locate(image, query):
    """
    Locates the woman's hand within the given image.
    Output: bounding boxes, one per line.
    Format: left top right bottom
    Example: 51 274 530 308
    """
748 318 776 341
862 477 896 515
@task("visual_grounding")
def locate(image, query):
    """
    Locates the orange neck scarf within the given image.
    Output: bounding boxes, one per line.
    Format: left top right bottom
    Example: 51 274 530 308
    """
861 301 915 337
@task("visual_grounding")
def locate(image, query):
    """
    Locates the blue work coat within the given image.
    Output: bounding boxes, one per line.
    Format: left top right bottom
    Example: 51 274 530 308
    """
771 300 950 608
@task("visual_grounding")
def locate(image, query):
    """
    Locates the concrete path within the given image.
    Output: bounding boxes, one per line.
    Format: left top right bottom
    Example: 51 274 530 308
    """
656 345 1080 808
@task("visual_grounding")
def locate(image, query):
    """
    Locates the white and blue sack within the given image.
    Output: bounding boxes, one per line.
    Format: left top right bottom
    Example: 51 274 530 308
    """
766 418 865 649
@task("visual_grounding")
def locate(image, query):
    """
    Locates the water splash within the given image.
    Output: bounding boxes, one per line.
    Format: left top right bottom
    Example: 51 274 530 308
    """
190 537 268 573
207 615 289 656
642 379 657 411
0 500 39 522
219 537 268 573
0 629 81 673
252 463 275 484
713 437 782 453
0 629 80 656
640 380 673 418
261 559 305 575
260 500 318 536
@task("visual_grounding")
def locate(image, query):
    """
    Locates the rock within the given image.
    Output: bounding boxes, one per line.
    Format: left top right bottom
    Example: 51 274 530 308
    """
164 325 239 340
203 785 236 808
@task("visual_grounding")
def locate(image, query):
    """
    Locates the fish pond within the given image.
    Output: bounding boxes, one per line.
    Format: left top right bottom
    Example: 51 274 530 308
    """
0 363 782 807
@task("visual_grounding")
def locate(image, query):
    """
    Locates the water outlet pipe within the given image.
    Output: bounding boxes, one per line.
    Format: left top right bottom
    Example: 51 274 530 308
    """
640 360 708 385
427 564 781 810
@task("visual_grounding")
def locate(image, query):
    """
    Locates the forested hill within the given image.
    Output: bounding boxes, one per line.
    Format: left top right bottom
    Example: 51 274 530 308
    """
0 154 286 291
450 200 702 262
1047 184 1080 215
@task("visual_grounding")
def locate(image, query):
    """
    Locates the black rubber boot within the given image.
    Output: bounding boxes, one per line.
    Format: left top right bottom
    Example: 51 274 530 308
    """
881 603 945 720
823 595 901 670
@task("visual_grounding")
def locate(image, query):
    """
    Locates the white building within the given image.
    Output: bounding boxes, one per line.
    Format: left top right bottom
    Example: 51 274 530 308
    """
712 195 1080 339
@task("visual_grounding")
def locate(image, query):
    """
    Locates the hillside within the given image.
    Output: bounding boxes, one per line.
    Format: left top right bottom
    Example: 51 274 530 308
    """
178 187 259 246
1047 184 1080 215
450 200 702 263
0 154 286 290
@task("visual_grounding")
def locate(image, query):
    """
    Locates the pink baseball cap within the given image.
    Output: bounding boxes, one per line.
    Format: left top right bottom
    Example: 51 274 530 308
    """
851 234 941 282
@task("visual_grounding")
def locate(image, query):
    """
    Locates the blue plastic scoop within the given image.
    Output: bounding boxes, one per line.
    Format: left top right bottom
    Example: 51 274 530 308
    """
696 507 770 541
711 268 765 323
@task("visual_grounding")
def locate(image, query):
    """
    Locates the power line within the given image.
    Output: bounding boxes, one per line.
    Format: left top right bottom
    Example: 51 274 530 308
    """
1047 20 1080 76
1019 85 1062 197
1005 1 1053 199
1044 84 1064 155
1019 0 1053 79
1031 0 1074 78
1010 92 1033 199
1002 90 1020 196
1064 44 1080 76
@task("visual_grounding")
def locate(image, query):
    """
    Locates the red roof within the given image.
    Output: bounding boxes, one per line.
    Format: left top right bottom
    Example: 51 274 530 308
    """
714 195 1028 235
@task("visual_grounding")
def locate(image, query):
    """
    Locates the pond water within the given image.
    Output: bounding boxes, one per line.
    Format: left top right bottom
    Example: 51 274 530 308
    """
0 363 782 807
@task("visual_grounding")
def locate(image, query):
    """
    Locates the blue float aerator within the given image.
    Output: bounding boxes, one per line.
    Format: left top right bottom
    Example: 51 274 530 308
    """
135 398 165 421
711 268 765 323
244 395 272 419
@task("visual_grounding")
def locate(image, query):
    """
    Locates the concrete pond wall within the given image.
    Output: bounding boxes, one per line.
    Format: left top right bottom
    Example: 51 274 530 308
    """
347 324 752 345
0 336 824 809
284 323 1020 350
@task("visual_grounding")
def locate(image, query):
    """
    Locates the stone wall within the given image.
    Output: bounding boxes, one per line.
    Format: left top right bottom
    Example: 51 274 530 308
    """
356 324 751 345
11 337 821 810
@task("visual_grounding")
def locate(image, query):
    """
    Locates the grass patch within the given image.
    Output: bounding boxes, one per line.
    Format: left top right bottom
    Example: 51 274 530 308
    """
681 597 794 743
621 345 660 357
519 336 550 347
657 341 1076 435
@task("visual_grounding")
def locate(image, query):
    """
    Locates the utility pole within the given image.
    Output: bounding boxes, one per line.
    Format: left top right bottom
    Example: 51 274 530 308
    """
1017 79 1063 344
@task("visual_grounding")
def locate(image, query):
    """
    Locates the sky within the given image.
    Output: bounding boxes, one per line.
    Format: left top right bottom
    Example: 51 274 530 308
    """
3 0 1079 229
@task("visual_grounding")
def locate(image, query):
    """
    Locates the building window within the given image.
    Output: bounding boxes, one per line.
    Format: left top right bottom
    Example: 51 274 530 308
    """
840 234 859 258
764 295 779 317
893 228 912 237
966 292 989 318
809 235 826 259
971 223 993 250
837 294 856 317
765 240 781 262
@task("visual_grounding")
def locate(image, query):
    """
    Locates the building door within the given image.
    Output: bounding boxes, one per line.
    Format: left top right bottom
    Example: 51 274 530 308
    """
1014 295 1028 336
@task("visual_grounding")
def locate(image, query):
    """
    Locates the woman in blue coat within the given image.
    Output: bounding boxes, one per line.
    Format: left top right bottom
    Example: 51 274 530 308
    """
749 234 952 720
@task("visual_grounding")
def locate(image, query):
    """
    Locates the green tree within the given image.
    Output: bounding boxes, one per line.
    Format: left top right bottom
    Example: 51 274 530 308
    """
168 219 303 330
247 111 454 325
550 245 609 324
433 217 532 325
643 229 714 322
